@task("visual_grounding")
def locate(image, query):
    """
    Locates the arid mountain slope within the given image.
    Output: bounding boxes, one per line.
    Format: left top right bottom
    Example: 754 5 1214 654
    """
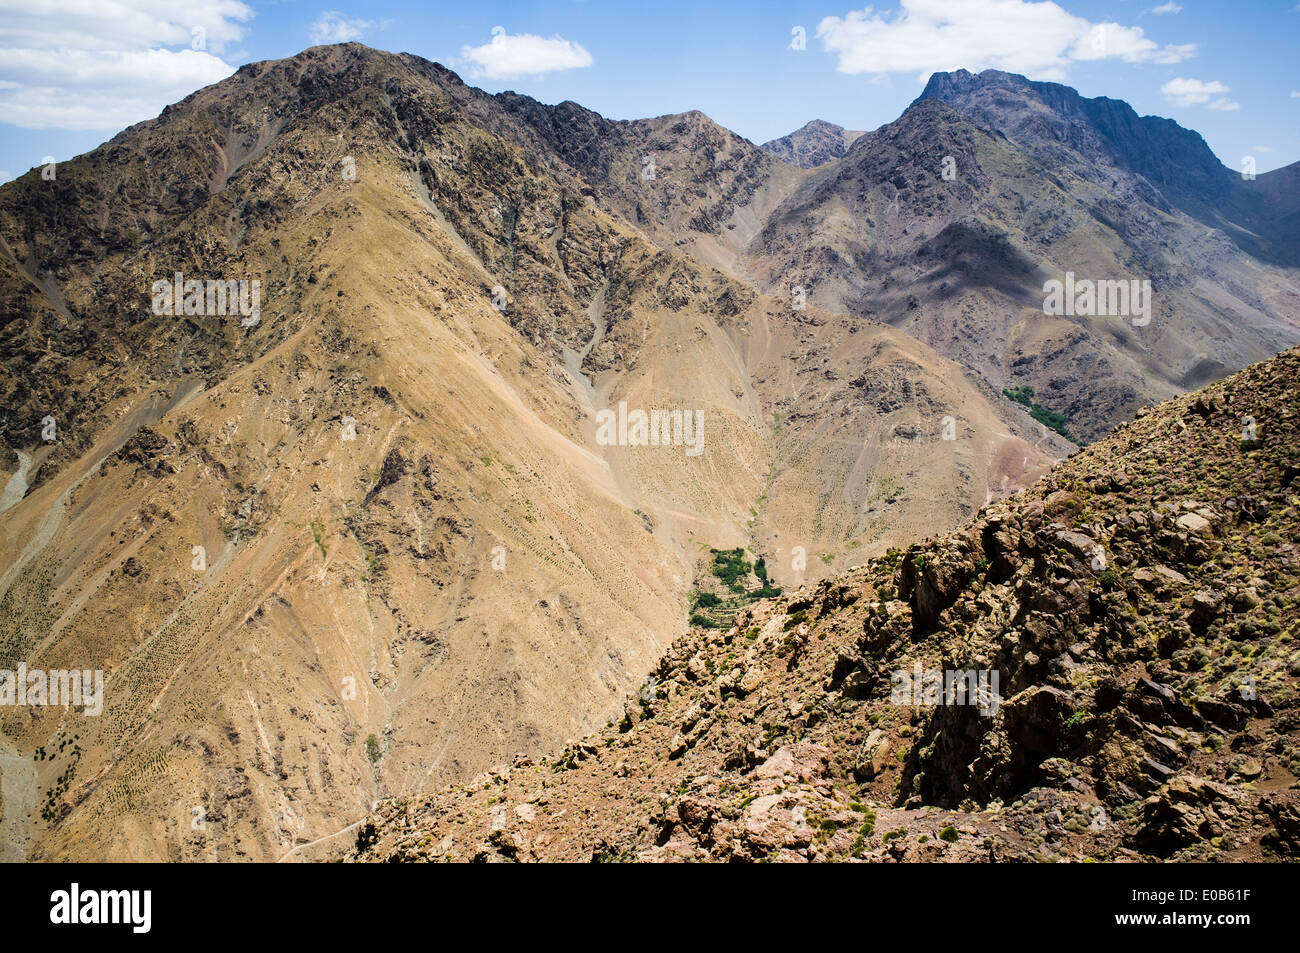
744 91 1300 442
0 44 1062 860
346 347 1300 863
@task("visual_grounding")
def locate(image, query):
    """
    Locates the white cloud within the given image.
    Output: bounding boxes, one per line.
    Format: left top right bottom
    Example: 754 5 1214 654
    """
0 0 251 131
459 26 592 80
1161 77 1230 107
1291 90 1300 98
1252 145 1273 152
309 11 374 45
0 170 11 183
816 0 1197 82
1150 2 1182 14
1208 97 1240 111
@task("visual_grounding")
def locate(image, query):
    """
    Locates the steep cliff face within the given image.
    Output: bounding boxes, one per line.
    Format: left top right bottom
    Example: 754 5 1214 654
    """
347 348 1300 864
915 69 1234 204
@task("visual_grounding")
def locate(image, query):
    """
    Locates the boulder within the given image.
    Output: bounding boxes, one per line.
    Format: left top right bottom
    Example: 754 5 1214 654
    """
1175 511 1212 535
1187 589 1224 627
1261 794 1300 855
852 729 892 782
1133 775 1241 856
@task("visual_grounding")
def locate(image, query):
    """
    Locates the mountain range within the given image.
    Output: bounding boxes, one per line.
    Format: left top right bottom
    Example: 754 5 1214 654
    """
0 43 1295 861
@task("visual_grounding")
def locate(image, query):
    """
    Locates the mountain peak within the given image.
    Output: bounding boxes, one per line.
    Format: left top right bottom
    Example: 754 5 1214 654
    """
760 119 865 169
915 67 1025 101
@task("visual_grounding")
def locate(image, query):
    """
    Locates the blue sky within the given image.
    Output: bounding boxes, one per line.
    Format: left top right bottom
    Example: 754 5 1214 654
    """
1 0 1297 182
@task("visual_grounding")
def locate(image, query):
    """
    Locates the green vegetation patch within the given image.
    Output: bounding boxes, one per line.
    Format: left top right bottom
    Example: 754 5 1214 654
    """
1004 385 1079 444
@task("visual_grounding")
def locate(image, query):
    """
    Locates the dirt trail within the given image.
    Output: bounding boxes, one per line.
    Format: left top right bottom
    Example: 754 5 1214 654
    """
0 733 35 862
276 817 367 863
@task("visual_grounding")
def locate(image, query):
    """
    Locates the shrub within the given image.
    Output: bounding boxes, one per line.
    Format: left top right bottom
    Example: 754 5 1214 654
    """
692 591 722 609
710 548 752 587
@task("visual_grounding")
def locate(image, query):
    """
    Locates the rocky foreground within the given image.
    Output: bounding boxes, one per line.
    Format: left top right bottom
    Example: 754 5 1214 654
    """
345 349 1300 862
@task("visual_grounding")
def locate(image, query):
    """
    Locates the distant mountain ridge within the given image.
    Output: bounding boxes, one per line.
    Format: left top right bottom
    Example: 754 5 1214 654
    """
741 74 1300 442
914 68 1300 267
760 119 865 169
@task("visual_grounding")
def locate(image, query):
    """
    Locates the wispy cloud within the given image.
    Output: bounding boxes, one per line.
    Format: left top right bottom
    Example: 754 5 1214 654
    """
1150 2 1182 14
459 26 593 80
817 0 1196 83
0 0 250 131
309 11 375 45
